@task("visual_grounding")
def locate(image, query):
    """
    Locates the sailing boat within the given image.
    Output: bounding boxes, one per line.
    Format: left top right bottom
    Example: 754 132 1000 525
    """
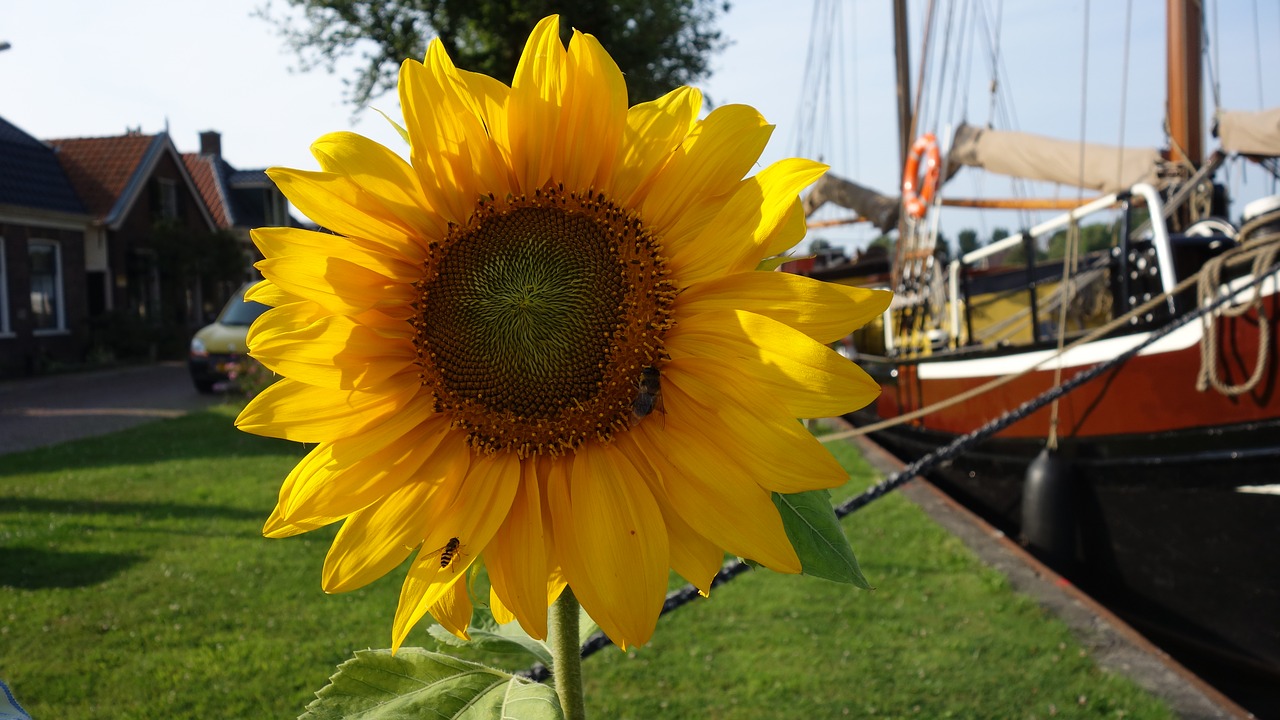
795 0 1280 713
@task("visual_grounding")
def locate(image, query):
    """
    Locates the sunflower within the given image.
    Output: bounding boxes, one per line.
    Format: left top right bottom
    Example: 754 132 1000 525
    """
236 15 889 652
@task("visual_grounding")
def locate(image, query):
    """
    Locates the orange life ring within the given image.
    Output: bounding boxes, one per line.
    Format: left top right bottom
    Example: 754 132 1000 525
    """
902 133 941 219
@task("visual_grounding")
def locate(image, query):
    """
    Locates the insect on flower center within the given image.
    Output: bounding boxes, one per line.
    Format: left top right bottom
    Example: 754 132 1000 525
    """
412 187 675 457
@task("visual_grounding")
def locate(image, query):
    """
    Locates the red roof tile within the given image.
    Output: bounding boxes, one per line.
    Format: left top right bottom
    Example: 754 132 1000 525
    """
182 153 231 229
46 133 157 219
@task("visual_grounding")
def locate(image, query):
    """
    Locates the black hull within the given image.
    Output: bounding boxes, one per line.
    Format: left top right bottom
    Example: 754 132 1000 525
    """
853 411 1280 717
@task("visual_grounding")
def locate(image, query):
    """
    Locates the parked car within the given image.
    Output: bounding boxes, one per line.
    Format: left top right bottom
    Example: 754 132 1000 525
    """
189 282 269 393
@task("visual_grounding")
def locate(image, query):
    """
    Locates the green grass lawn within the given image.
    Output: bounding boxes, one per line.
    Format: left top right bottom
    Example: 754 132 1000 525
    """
0 407 1172 719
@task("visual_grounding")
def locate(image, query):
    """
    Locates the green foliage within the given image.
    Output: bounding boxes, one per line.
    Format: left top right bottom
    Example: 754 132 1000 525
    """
1046 222 1117 260
773 489 870 588
258 0 732 107
866 234 896 256
0 409 1175 718
1002 232 1045 266
428 612 555 669
300 649 561 719
957 228 982 256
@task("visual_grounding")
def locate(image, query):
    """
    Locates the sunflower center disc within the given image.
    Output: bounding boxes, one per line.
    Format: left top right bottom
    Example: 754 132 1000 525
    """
413 188 675 457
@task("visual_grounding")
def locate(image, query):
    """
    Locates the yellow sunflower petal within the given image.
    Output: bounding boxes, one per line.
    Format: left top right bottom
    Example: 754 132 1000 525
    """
489 586 516 626
401 44 512 221
614 434 723 594
750 198 809 265
266 167 427 262
506 15 567 192
235 376 420 442
610 86 702 205
256 255 417 318
641 104 773 236
486 461 551 639
251 227 420 282
430 576 474 641
248 311 415 391
552 29 627 191
553 442 667 650
666 159 827 285
391 452 522 650
633 409 801 574
663 358 848 494
457 68 511 165
310 131 447 248
322 478 443 593
679 270 892 344
262 410 451 539
665 308 880 417
243 278 302 309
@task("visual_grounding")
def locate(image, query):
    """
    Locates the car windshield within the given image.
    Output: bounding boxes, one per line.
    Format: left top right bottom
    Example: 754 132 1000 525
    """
219 294 270 326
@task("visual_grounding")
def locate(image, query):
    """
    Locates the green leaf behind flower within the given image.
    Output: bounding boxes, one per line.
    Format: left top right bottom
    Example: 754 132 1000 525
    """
773 490 872 589
428 623 555 669
755 254 800 272
300 648 561 719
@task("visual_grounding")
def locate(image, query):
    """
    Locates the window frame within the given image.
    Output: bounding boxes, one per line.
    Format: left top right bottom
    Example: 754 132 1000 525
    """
0 237 10 337
28 238 66 335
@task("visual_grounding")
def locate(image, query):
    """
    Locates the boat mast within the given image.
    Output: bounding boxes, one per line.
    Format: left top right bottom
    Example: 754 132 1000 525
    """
1166 0 1203 169
1167 0 1204 230
893 0 913 176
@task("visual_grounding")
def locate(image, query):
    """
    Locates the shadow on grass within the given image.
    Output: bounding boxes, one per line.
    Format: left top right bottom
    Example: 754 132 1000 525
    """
0 546 145 589
0 408 305 476
0 496 263 522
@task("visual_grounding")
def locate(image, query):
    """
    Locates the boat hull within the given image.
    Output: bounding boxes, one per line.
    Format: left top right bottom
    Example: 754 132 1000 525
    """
850 294 1280 707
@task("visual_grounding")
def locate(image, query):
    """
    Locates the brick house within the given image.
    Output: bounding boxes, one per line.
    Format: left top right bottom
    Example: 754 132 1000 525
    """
0 117 94 376
0 119 295 378
48 129 220 329
181 130 296 293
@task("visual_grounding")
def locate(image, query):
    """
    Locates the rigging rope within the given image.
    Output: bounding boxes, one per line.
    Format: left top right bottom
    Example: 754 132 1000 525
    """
1115 0 1134 193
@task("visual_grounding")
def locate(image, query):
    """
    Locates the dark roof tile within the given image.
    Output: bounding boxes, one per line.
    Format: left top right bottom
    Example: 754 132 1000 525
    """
0 116 85 214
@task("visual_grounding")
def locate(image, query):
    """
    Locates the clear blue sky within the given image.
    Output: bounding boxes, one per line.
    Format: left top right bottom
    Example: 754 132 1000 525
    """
3 0 1277 253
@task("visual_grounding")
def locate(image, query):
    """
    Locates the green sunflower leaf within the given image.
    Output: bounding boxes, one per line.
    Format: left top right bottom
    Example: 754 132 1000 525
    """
578 607 600 646
428 623 555 669
300 647 562 719
755 253 800 272
773 490 872 589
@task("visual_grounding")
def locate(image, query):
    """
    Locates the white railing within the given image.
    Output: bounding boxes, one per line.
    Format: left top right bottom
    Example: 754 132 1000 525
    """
943 184 1173 347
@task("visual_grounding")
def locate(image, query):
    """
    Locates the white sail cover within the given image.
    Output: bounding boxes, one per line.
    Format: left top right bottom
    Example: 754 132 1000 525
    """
1217 108 1280 156
949 124 1161 193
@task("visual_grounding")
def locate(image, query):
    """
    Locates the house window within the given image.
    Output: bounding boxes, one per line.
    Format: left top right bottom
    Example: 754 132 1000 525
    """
0 237 10 336
157 178 178 219
29 240 65 333
265 188 290 226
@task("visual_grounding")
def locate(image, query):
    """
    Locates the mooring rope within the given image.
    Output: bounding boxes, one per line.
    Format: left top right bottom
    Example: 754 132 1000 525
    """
520 259 1280 681
1195 211 1280 395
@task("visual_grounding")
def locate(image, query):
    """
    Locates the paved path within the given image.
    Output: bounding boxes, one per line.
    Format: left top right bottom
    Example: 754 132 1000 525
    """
0 362 225 456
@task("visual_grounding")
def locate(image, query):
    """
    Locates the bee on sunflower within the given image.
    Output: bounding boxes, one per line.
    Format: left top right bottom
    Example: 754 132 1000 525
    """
236 14 889 656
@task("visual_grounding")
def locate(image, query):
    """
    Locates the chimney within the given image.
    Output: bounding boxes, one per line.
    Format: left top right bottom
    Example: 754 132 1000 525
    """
199 130 222 158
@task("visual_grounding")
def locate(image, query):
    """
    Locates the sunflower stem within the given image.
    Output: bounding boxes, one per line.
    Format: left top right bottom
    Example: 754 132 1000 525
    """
550 588 586 720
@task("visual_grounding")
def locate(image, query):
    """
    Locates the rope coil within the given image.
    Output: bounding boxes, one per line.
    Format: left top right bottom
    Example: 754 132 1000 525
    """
1195 210 1280 395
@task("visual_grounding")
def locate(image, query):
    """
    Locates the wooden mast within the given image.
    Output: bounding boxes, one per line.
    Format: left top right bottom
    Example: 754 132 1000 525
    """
1166 0 1203 168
